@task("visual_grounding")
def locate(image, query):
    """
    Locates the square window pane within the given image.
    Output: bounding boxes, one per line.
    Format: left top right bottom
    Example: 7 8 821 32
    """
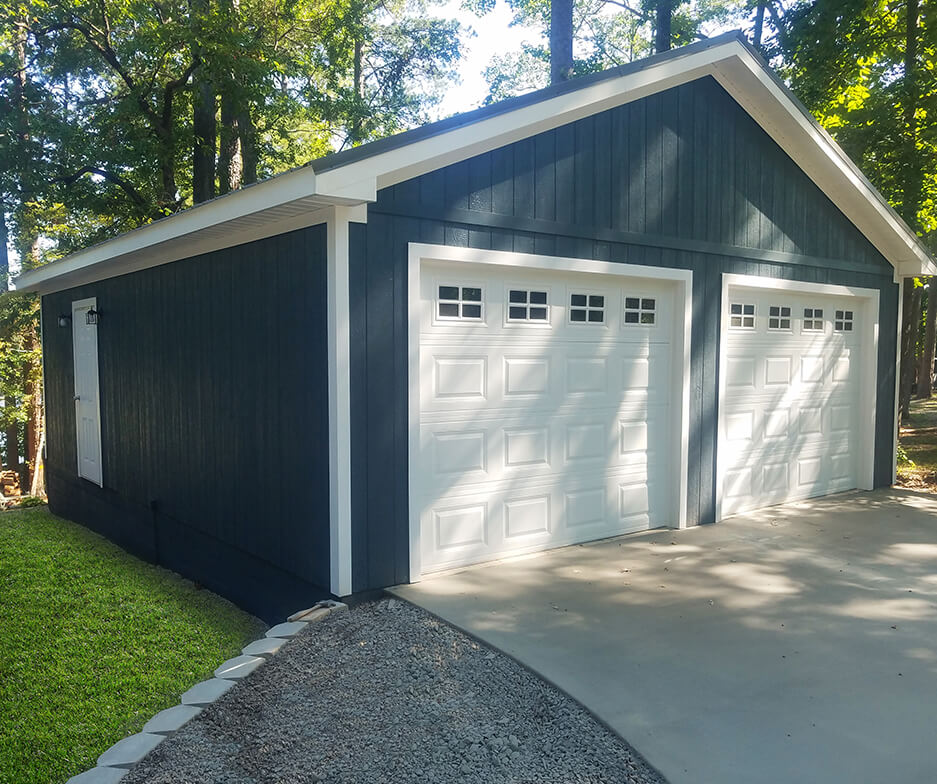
462 287 482 302
589 295 604 308
804 308 813 318
780 319 790 329
641 298 656 310
570 294 587 307
625 311 639 324
530 291 548 305
835 321 843 330
845 322 853 331
509 306 527 320
529 307 548 320
588 310 604 323
439 286 459 300
769 318 779 329
815 309 823 318
730 316 742 327
640 312 655 324
730 303 742 315
570 309 586 322
743 304 755 315
625 297 640 309
509 290 527 304
439 303 459 317
462 304 481 319
835 310 844 319
845 311 853 320
781 307 791 317
770 306 780 317
743 316 755 327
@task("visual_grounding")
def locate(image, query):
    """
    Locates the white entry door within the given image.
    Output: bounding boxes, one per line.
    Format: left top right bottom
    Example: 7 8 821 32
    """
72 298 103 486
412 255 687 576
717 280 876 518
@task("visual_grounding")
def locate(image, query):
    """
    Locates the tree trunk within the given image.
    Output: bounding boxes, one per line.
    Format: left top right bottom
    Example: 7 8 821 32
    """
918 278 937 399
550 0 574 83
193 77 216 203
0 204 9 292
655 0 672 53
192 0 216 204
217 87 241 194
900 278 922 423
5 423 19 473
753 2 766 50
238 107 257 185
23 323 41 493
902 0 922 228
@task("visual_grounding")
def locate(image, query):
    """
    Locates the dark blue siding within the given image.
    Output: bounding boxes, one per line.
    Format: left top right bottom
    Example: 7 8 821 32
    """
350 76 898 591
42 226 330 621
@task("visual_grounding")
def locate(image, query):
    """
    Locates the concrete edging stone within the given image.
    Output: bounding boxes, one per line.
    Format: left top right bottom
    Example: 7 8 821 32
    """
65 600 347 784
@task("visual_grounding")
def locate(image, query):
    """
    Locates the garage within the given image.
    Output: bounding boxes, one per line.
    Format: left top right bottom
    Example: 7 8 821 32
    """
408 246 691 577
717 276 879 518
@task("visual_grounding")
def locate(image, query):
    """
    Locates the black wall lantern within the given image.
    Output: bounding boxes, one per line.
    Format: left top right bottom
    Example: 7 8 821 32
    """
85 307 99 325
57 314 71 328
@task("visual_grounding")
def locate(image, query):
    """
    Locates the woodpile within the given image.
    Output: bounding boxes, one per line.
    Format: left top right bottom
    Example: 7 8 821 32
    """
1 470 21 498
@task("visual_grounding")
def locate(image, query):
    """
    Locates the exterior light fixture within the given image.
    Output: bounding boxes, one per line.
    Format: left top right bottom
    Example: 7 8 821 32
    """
57 314 71 328
86 307 99 325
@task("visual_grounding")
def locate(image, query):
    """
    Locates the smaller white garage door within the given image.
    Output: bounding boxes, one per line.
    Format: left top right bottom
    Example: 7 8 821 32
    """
718 279 877 518
410 250 690 577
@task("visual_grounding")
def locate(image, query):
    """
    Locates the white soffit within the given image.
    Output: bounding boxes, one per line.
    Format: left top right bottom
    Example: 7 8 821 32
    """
15 35 934 294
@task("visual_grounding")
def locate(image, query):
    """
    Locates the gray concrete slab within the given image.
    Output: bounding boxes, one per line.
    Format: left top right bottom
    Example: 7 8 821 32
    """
394 489 937 784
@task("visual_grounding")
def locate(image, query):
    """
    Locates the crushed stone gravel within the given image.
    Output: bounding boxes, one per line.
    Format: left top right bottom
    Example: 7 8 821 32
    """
123 598 668 783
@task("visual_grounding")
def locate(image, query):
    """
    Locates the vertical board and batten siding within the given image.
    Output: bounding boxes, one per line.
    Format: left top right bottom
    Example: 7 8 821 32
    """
42 226 330 621
349 75 898 592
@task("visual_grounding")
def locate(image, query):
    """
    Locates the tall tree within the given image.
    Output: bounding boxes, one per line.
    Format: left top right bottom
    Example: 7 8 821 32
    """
655 0 672 51
918 278 937 399
551 0 574 82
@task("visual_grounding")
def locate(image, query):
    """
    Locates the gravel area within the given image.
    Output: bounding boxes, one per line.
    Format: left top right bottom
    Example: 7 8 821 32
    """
124 598 667 783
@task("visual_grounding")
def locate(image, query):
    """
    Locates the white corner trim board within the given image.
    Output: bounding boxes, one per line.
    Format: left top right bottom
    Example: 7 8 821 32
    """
326 206 360 597
407 243 693 582
715 273 880 522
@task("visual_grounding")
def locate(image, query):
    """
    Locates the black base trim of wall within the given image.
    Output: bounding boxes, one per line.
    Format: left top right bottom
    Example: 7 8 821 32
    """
46 465 330 624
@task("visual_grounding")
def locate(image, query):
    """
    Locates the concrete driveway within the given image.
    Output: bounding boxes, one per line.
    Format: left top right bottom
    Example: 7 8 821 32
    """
393 489 937 784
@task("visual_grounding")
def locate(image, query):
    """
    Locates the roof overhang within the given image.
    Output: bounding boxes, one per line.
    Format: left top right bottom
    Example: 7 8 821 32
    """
15 32 934 294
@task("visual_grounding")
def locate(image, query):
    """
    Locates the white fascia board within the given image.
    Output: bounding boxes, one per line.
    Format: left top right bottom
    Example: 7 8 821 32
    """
712 55 936 278
16 169 373 294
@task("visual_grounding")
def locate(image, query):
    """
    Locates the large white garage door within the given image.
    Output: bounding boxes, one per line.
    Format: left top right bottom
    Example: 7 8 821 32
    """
413 259 683 575
718 282 873 518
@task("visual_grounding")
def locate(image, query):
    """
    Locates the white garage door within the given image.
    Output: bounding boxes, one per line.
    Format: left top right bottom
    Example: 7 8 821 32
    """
413 259 682 575
718 283 871 517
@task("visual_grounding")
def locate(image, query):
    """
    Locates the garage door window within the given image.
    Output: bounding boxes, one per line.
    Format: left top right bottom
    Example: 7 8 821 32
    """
803 308 824 331
625 297 656 325
768 305 791 331
729 303 755 329
834 310 854 332
569 293 606 324
438 285 483 320
508 289 549 322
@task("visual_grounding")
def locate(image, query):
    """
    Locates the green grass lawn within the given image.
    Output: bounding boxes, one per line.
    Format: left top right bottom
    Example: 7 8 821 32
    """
0 506 266 784
898 397 937 490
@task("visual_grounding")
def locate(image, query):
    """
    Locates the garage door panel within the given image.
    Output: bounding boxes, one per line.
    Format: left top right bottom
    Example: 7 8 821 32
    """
417 260 679 574
720 286 865 517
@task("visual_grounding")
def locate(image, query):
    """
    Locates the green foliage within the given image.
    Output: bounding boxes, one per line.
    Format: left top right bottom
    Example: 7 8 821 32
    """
0 293 40 435
897 442 915 467
772 0 937 245
0 506 265 784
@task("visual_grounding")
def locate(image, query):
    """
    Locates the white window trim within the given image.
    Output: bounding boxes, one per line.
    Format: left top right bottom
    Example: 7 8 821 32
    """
71 297 103 487
407 242 693 583
728 302 756 330
504 284 552 326
434 281 486 323
623 294 658 327
767 304 792 332
567 289 609 326
715 274 880 523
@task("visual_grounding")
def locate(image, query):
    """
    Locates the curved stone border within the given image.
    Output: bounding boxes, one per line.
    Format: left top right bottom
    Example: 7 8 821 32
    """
65 600 347 783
